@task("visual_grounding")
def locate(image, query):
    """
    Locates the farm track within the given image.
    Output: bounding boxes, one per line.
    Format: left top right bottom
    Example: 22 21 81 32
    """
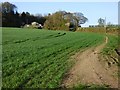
62 36 118 88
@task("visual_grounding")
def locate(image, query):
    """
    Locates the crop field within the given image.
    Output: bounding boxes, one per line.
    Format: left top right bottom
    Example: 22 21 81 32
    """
2 28 118 88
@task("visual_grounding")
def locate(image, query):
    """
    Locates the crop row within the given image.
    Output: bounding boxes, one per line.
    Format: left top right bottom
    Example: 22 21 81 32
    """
2 28 104 88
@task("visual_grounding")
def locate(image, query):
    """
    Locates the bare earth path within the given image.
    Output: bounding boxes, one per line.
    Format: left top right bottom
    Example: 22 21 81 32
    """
62 36 118 88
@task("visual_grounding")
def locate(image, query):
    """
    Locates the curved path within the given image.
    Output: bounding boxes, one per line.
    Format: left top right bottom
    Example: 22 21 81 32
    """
62 36 118 88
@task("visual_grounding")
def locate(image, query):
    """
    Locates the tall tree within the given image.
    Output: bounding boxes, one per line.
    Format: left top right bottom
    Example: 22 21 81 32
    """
73 12 88 26
14 11 21 27
44 11 88 31
98 18 105 26
44 11 69 30
64 12 88 28
1 2 18 27
1 2 17 13
21 12 26 25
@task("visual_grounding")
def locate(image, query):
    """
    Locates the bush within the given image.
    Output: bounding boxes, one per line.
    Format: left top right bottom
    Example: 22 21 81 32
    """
76 27 118 34
44 12 69 31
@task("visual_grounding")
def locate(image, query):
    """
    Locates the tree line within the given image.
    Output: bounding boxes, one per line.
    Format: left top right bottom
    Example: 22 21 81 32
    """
0 2 88 31
0 2 46 27
44 11 88 31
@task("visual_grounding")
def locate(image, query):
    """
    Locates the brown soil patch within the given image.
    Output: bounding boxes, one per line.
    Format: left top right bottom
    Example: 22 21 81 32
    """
62 36 118 88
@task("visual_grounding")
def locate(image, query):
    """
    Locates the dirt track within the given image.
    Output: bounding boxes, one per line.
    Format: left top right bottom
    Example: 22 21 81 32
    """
62 36 118 88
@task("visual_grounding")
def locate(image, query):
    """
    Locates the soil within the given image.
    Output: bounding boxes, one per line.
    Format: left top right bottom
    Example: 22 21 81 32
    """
62 36 118 88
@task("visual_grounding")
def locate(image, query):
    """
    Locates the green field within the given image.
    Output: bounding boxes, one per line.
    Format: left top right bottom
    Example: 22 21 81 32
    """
2 28 118 88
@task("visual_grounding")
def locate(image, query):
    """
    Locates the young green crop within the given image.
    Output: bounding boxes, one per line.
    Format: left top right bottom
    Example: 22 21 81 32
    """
2 28 105 88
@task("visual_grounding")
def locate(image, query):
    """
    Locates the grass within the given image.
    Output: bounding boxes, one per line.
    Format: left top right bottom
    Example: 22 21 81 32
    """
102 34 119 65
2 27 118 88
73 84 109 90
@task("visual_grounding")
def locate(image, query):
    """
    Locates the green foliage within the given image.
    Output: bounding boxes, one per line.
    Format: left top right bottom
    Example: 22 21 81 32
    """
1 2 46 27
44 12 69 31
44 11 88 31
2 28 105 88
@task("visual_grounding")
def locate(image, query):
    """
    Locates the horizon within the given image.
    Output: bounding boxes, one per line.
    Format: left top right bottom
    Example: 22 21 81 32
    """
1 2 118 27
